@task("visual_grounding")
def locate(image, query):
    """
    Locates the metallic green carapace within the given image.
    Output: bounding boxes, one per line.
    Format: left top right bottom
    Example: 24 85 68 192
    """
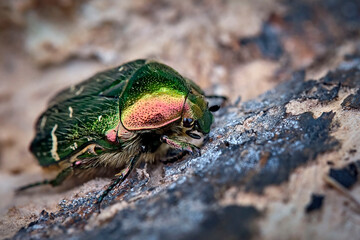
30 59 147 166
22 59 223 205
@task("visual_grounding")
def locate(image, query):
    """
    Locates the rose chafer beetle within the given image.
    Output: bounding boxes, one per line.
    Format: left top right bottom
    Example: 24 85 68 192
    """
19 59 224 204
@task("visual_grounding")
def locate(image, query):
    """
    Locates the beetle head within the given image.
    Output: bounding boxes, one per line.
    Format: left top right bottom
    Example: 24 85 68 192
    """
182 92 214 134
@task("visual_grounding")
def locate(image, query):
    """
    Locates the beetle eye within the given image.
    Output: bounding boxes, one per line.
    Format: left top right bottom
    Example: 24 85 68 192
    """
183 118 194 128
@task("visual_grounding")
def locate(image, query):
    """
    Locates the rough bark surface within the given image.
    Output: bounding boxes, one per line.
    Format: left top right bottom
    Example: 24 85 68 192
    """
1 0 360 239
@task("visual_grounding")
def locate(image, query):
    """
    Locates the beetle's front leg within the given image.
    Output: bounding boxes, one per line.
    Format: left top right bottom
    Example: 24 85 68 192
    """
160 135 200 156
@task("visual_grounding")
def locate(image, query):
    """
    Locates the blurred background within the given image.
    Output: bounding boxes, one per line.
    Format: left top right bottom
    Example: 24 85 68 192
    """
0 0 360 238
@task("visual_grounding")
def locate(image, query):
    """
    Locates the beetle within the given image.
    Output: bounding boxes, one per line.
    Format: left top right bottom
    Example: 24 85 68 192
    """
18 59 225 205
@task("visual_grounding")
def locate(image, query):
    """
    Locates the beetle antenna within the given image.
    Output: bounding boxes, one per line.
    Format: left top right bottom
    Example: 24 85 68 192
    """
186 130 201 139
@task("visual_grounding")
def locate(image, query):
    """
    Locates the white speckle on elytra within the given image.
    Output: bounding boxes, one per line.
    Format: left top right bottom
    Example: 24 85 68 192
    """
51 124 60 161
69 106 73 118
75 86 84 96
70 142 78 150
40 116 47 131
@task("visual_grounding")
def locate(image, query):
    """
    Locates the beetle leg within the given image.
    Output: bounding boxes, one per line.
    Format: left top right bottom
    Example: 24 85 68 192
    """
160 135 200 156
16 166 73 192
96 153 141 206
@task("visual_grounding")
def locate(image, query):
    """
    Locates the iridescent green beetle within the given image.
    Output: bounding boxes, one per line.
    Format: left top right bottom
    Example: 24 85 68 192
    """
19 59 223 204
